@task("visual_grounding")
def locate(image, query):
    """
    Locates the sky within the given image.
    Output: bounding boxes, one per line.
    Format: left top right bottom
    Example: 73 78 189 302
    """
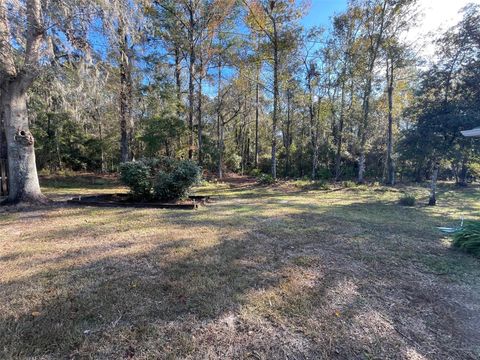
301 0 348 29
300 0 480 57
407 0 480 56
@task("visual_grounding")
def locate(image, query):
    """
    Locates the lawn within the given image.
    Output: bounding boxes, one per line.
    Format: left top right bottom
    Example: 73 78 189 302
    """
1 176 479 359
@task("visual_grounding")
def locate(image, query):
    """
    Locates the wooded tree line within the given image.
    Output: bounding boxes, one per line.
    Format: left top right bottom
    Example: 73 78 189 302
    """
0 0 479 204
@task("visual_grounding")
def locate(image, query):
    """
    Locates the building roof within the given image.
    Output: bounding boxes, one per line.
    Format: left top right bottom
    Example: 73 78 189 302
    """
461 127 480 137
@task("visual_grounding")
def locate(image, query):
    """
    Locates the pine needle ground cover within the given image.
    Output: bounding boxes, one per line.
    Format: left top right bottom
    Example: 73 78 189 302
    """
1 177 479 359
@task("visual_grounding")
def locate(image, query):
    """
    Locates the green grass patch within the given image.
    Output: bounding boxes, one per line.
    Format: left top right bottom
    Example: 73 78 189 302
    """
2 178 480 359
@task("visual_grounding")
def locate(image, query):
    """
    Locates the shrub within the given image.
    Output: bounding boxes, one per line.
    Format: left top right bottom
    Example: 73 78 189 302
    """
452 221 480 257
399 193 416 206
257 173 275 185
119 158 201 201
343 180 356 188
224 152 242 172
311 180 331 190
257 154 272 174
119 161 152 199
249 168 262 177
153 160 201 201
316 167 331 180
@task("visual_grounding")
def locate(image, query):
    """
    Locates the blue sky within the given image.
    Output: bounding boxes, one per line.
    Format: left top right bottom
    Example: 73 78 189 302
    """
301 0 348 29
89 1 350 62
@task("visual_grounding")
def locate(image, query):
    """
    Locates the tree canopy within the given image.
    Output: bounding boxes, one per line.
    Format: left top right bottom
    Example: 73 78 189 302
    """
1 0 480 203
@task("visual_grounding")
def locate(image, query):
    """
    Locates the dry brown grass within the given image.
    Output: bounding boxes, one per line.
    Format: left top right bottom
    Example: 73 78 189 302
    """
0 177 479 359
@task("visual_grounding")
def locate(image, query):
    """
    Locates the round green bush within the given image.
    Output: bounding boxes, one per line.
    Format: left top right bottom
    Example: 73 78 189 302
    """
119 161 152 199
342 180 357 188
249 168 262 177
119 158 201 201
153 160 201 201
399 193 416 206
257 173 275 185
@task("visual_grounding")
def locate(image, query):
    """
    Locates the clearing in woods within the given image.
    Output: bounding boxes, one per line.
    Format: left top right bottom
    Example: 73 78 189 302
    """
0 175 479 359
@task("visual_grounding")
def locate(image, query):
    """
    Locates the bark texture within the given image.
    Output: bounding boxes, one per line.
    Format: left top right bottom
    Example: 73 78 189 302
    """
271 25 278 180
0 0 47 204
428 162 439 206
254 71 259 169
118 21 133 163
307 66 319 180
1 83 45 204
334 79 346 181
187 5 196 160
386 57 395 186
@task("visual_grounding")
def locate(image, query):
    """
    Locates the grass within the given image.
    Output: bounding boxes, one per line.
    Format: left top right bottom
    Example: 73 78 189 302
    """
1 176 479 359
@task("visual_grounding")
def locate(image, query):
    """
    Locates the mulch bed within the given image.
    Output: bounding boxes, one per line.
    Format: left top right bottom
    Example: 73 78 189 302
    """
67 194 211 210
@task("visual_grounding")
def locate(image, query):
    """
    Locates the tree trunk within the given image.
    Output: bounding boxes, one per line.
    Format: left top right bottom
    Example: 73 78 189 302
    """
217 61 223 179
165 139 171 157
0 93 8 196
428 162 439 206
415 162 423 182
271 29 279 180
358 151 366 184
357 1 386 183
298 117 305 177
218 118 224 179
46 112 54 171
1 82 46 204
312 132 319 180
174 46 182 116
0 158 7 196
118 22 133 163
197 58 203 165
458 158 468 186
99 123 106 173
335 79 346 181
358 78 372 184
386 58 395 186
255 72 259 169
309 113 316 179
246 135 250 169
188 9 195 160
174 45 182 151
307 68 318 180
128 118 135 161
240 125 245 175
55 128 62 170
284 90 292 177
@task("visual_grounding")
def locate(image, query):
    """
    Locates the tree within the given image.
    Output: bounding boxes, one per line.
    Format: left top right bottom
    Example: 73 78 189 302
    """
154 0 235 163
0 0 47 203
399 4 480 193
330 10 362 181
5 0 479 190
301 29 322 179
0 0 99 204
244 0 304 179
28 59 116 173
101 0 144 163
381 0 417 185
355 0 389 183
